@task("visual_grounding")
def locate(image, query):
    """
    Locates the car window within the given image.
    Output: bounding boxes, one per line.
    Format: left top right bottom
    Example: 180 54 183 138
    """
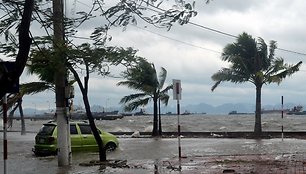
79 124 92 134
38 124 56 136
70 125 78 134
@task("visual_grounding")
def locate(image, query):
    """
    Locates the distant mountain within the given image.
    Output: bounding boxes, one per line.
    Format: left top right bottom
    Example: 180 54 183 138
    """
152 102 301 114
146 103 256 114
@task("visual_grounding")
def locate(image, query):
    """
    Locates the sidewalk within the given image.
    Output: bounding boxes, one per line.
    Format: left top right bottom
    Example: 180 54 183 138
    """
81 153 306 173
152 153 306 174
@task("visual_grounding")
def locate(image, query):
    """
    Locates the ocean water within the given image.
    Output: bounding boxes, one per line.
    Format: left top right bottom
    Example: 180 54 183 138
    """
2 113 306 133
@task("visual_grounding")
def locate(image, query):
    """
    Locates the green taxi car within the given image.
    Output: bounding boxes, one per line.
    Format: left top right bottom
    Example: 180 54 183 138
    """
33 121 119 156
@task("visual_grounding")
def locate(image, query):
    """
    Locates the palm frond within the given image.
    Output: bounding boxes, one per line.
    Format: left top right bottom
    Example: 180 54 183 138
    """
20 82 54 95
117 80 143 90
123 97 151 111
159 93 170 106
119 93 148 104
119 58 171 112
264 57 284 77
266 61 302 84
160 84 173 94
158 67 167 89
257 37 268 57
211 80 221 91
212 68 248 85
268 40 277 60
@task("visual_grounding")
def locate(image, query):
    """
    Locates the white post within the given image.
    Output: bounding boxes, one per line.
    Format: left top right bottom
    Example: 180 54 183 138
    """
3 94 7 174
281 96 284 141
57 107 70 166
177 99 181 159
53 0 71 166
173 79 182 170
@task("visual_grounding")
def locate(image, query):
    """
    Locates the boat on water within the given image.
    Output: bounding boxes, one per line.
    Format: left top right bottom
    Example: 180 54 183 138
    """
261 108 289 114
134 109 150 116
181 110 191 115
228 111 253 115
71 110 123 120
287 105 306 115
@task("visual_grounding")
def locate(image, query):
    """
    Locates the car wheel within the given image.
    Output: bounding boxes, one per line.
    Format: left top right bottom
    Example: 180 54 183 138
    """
105 142 117 151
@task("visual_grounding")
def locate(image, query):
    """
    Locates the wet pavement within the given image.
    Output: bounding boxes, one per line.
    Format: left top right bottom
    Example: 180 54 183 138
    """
1 132 306 173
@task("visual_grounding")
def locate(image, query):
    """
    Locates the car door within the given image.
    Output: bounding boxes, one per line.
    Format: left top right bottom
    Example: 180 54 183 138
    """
78 124 97 151
70 124 82 151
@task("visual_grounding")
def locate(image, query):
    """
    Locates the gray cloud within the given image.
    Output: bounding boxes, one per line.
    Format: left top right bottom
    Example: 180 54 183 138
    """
17 0 306 110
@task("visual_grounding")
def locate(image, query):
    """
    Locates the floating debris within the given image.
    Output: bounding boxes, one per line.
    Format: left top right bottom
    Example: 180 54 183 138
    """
79 159 128 168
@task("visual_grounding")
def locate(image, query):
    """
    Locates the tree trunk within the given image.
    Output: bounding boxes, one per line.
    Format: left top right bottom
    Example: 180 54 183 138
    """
152 97 158 136
83 92 106 161
18 99 26 135
254 84 262 137
0 0 33 98
158 98 162 136
69 65 106 161
8 102 18 129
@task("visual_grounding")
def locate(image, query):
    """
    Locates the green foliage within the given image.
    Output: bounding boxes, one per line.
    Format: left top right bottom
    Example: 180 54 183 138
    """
20 82 54 95
118 59 172 134
0 0 196 109
118 58 172 112
0 1 52 57
212 32 302 91
29 44 56 84
103 0 198 31
211 32 302 135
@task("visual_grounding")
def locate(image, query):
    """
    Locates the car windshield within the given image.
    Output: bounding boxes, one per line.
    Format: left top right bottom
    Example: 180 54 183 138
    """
37 124 56 136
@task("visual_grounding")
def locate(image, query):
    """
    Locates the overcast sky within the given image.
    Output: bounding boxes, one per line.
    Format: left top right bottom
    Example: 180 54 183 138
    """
19 0 306 111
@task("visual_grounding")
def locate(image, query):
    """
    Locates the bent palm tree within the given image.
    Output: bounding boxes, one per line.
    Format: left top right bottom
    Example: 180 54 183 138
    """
211 32 302 137
118 59 172 136
5 82 54 134
3 49 68 135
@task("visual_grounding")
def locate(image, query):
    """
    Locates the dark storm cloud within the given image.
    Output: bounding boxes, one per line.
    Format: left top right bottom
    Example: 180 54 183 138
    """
15 0 306 108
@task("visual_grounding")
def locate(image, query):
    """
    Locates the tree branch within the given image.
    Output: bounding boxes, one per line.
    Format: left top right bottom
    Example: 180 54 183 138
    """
0 0 34 99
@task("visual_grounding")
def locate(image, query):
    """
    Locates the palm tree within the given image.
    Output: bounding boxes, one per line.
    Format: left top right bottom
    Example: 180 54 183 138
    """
118 58 172 136
3 50 67 135
211 32 302 137
5 82 54 134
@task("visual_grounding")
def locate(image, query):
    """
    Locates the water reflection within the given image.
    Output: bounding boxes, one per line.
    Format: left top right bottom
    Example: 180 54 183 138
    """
56 166 71 174
98 165 106 173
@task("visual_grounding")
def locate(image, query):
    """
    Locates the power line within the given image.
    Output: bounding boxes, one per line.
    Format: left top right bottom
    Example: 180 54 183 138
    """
71 1 222 54
71 1 306 57
134 25 221 54
188 21 306 56
142 2 306 57
189 21 237 39
277 48 306 56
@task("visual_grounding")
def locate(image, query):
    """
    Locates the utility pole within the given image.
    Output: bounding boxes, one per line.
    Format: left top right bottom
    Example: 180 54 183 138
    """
53 0 71 166
3 94 7 174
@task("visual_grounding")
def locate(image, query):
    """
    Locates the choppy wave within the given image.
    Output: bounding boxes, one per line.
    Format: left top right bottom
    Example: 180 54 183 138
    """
2 114 306 133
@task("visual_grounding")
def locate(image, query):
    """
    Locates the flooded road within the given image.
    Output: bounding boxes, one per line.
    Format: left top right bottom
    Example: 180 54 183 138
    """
1 132 306 173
